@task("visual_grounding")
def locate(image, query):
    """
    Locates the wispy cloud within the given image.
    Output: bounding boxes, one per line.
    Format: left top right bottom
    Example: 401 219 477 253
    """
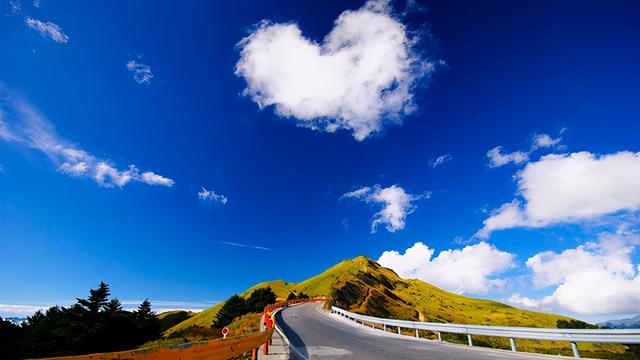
0 84 174 188
9 0 20 13
220 241 271 251
33 0 40 8
487 131 564 168
431 154 452 168
127 60 154 84
25 17 68 43
198 187 228 204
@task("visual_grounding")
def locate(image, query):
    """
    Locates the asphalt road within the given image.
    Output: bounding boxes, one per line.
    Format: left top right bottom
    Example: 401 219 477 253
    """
275 303 571 360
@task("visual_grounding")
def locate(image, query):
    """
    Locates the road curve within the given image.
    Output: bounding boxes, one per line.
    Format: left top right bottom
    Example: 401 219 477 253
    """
275 303 571 360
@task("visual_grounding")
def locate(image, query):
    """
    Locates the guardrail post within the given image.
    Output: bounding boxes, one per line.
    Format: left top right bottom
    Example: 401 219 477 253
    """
252 348 258 360
467 334 473 346
509 338 516 352
571 342 580 358
415 329 419 338
437 331 442 342
397 326 401 335
371 322 375 329
383 324 387 332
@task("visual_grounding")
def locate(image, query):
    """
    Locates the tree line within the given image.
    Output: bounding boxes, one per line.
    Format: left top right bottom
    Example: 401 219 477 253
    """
212 287 276 328
0 282 161 359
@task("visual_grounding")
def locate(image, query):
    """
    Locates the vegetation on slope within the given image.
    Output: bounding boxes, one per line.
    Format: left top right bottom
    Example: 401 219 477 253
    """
167 256 634 359
157 310 195 333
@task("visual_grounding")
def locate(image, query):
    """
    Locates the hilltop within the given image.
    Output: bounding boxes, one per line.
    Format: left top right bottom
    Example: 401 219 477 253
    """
166 256 631 358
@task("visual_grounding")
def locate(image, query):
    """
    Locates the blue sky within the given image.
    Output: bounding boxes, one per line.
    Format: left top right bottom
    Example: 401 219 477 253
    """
0 0 638 322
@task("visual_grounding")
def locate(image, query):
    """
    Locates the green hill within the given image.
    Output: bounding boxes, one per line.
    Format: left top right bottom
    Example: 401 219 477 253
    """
165 256 632 358
157 310 195 332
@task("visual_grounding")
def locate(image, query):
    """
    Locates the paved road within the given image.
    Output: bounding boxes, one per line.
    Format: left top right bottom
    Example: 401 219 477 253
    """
275 303 572 360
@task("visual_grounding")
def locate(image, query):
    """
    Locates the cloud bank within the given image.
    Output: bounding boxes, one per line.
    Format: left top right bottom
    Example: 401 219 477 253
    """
477 151 640 238
509 228 640 315
342 185 429 232
378 241 515 294
0 85 173 188
235 0 435 140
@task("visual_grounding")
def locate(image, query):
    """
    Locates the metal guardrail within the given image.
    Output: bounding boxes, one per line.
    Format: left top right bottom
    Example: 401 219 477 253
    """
331 306 640 358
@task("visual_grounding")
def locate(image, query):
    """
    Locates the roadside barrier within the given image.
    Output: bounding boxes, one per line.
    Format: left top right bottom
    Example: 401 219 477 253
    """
37 328 273 360
36 296 327 360
331 306 640 358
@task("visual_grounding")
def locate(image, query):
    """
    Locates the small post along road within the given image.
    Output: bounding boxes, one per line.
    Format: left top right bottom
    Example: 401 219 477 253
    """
272 302 640 360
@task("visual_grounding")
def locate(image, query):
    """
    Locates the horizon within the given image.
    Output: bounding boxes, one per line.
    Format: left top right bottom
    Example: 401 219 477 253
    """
1 0 638 326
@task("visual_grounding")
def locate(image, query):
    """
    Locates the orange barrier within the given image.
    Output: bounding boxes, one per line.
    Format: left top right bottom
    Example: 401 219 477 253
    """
36 297 327 360
38 328 273 360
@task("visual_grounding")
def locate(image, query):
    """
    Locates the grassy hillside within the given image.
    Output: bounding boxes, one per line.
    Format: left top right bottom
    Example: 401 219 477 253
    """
165 256 632 358
157 310 195 332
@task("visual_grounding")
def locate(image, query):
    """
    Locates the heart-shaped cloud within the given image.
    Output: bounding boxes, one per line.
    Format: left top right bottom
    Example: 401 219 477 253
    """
235 0 435 140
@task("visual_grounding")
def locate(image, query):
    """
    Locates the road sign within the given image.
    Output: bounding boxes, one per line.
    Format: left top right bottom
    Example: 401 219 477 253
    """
221 327 229 338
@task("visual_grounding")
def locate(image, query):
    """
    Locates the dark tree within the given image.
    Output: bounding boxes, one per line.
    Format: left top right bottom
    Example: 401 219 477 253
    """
77 281 111 314
105 298 123 314
134 299 161 343
5 282 164 358
286 292 297 301
0 317 24 360
213 295 247 328
557 319 598 329
296 292 309 299
135 299 155 320
246 287 276 312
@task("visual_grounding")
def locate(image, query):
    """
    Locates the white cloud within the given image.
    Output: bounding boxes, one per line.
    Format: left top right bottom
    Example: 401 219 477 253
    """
140 171 174 187
235 0 435 141
378 241 515 294
33 0 40 8
431 154 452 168
0 85 174 188
127 60 154 84
487 132 563 168
25 17 68 43
342 184 429 233
531 133 561 151
508 229 640 315
198 187 228 204
486 146 529 168
477 151 640 238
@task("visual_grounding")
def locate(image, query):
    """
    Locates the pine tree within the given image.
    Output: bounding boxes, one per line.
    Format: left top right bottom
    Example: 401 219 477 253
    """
246 287 276 312
213 295 247 328
77 282 111 313
104 298 123 314
135 299 155 320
